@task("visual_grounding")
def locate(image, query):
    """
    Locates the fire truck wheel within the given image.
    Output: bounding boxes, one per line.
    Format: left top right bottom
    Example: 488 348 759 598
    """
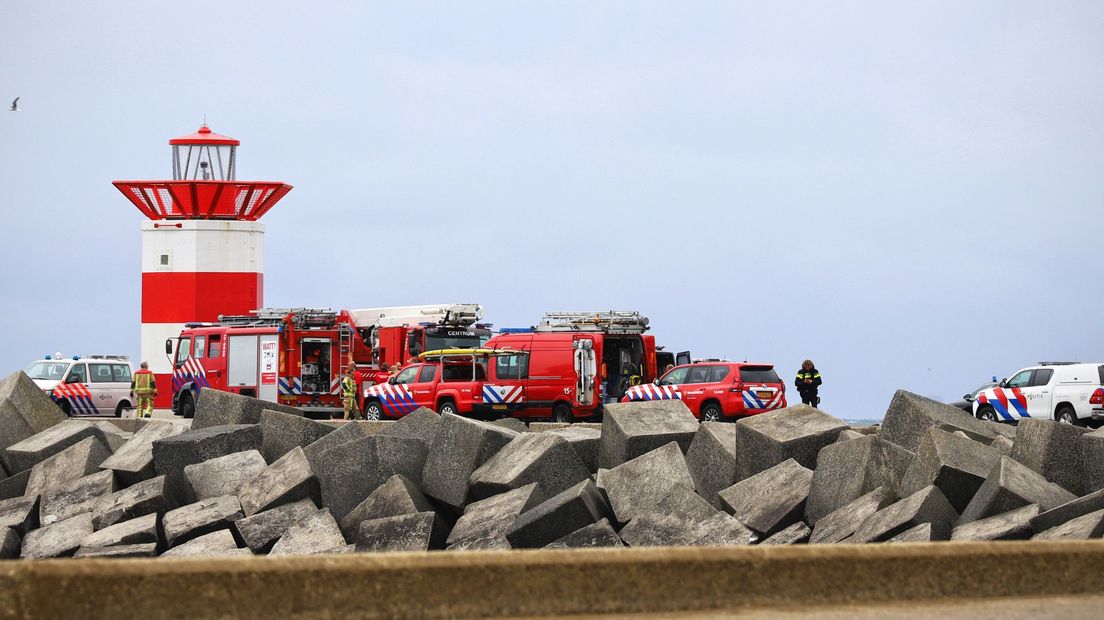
976 405 996 423
437 399 458 417
700 402 723 423
363 401 383 420
180 392 196 419
552 403 573 424
114 401 129 418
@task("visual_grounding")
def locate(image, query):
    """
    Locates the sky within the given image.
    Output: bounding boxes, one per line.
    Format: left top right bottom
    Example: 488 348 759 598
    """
2 1 1102 420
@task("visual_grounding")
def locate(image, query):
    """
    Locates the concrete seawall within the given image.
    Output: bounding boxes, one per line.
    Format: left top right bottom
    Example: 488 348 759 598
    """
2 541 1102 618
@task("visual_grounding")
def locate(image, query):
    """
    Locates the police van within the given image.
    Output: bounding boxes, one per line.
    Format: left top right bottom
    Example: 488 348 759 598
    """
973 362 1104 426
23 354 135 417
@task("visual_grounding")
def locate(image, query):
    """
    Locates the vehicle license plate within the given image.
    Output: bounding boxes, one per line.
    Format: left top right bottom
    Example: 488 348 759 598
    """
492 405 508 410
757 391 772 399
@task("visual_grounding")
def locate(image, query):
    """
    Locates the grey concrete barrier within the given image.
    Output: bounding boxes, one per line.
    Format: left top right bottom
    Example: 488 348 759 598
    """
1 541 1103 619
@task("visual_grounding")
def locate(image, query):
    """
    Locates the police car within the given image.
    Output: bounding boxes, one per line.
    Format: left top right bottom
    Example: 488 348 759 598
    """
973 362 1104 426
23 354 135 417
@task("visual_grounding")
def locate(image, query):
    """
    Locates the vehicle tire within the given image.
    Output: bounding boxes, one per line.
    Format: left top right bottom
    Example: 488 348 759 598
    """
1056 406 1083 427
553 402 573 424
114 401 130 418
57 399 72 416
363 400 383 421
180 392 196 419
701 402 723 423
438 399 458 417
976 405 997 423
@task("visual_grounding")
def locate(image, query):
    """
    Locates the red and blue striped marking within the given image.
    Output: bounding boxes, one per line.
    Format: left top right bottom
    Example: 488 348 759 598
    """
51 382 99 415
364 383 420 416
977 387 1030 421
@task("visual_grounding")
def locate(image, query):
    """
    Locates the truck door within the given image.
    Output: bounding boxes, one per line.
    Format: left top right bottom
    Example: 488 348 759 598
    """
999 369 1035 420
300 338 332 395
573 339 596 406
412 364 439 410
258 335 279 403
1025 368 1055 419
228 335 259 396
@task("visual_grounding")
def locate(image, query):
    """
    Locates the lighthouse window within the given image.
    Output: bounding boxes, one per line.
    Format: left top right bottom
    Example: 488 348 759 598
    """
160 254 169 266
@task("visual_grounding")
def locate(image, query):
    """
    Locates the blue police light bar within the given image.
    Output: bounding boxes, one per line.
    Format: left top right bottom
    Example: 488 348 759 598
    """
498 327 534 333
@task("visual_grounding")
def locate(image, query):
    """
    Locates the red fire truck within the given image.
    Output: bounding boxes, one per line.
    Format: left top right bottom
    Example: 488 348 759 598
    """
167 308 358 419
345 304 492 379
483 311 689 422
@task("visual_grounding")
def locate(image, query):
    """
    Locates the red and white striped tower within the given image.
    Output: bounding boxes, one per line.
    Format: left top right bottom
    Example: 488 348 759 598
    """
113 124 293 407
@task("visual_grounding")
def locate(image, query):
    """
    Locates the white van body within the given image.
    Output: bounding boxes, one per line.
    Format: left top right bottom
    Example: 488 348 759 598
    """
23 356 135 417
972 363 1104 425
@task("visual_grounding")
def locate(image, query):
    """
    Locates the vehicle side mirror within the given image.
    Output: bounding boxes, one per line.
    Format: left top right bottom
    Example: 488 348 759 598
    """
998 379 1008 388
388 376 397 385
963 394 973 402
165 339 173 355
65 376 81 384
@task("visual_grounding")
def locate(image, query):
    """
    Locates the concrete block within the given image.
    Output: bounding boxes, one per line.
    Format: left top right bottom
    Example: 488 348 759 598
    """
850 485 958 543
238 446 319 517
805 435 913 524
951 504 1039 541
0 371 67 472
836 429 866 442
506 479 612 549
339 474 437 541
421 414 517 509
152 424 263 477
91 475 175 530
598 400 699 469
1084 427 1104 494
990 435 1014 456
492 418 528 433
810 487 893 544
597 442 695 523
0 495 39 535
734 405 849 480
447 483 543 549
270 508 347 556
375 408 441 447
958 456 1077 524
24 436 112 499
302 420 368 470
315 435 427 520
1031 508 1104 540
1031 489 1104 533
3 419 112 475
232 498 319 553
719 458 813 536
74 543 158 558
1 527 21 559
162 495 243 547
685 422 737 510
880 389 1008 451
469 433 590 503
324 544 356 554
886 522 948 542
81 513 159 549
760 522 812 545
1011 419 1088 495
191 388 301 430
21 512 93 559
356 511 447 552
160 529 246 558
99 421 188 485
899 428 1003 512
544 519 623 548
183 450 267 502
544 426 601 474
620 485 755 547
259 409 336 464
0 470 30 500
39 469 116 525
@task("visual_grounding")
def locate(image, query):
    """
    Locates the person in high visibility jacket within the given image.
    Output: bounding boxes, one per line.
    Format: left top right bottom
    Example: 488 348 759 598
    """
130 361 157 418
341 365 359 421
795 359 822 407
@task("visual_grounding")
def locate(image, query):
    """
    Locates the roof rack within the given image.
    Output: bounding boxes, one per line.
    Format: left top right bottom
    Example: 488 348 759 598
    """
1038 361 1079 366
535 311 650 334
347 304 483 329
87 355 130 361
217 308 338 328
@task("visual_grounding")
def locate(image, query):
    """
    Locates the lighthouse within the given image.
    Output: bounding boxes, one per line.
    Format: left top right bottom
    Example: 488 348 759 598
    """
113 124 293 407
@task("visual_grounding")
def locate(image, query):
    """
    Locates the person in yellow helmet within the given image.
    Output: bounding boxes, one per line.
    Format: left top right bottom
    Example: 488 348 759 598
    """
341 365 360 421
130 361 157 418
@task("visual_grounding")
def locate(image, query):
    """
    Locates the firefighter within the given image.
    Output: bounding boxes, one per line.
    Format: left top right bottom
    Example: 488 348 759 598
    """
341 365 359 421
130 361 157 418
795 359 822 407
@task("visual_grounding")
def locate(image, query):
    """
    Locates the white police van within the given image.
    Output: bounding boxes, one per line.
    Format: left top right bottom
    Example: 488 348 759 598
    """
23 354 135 417
972 362 1104 426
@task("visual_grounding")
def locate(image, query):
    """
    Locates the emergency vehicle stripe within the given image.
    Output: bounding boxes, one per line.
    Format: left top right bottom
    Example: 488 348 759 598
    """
483 386 504 404
1008 388 1030 418
744 391 766 409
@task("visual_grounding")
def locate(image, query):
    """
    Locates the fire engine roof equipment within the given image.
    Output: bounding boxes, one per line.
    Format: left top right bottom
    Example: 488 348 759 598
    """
347 304 483 329
535 311 650 334
418 348 527 361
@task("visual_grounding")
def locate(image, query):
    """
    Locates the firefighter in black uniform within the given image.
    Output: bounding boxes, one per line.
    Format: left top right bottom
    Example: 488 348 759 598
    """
795 359 822 407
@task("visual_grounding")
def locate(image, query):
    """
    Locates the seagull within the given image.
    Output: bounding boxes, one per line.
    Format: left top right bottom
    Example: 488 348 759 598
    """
8 97 18 112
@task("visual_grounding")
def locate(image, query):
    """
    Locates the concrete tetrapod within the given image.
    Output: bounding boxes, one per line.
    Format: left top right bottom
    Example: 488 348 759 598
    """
99 421 188 485
879 389 1012 452
233 498 320 553
849 485 958 543
951 504 1040 541
506 479 613 549
804 435 912 525
719 458 813 536
162 495 244 547
1084 427 1104 494
314 435 427 520
39 469 116 525
183 450 267 502
1031 509 1104 541
898 427 1003 513
258 410 336 464
1030 489 1104 533
447 483 544 550
356 511 447 552
24 436 112 499
597 441 695 523
0 371 67 473
3 419 112 475
1011 419 1088 495
420 414 517 509
958 456 1077 524
191 388 302 430
544 518 623 548
339 474 438 542
809 486 894 545
91 475 175 530
621 484 755 547
468 432 590 503
685 422 737 510
80 512 160 550
237 446 320 517
270 508 347 556
598 400 699 469
20 512 93 559
734 405 849 481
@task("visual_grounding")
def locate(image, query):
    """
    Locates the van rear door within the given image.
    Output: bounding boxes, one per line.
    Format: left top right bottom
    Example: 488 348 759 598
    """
573 339 596 406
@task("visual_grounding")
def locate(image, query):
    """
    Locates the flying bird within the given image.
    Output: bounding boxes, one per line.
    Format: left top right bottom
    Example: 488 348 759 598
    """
8 97 18 112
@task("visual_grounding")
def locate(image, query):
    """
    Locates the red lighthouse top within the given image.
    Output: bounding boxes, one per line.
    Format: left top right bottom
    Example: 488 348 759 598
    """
113 123 292 221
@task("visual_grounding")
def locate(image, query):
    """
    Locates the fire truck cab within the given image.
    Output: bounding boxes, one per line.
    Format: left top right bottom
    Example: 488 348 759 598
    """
167 308 356 419
361 348 526 420
483 311 662 422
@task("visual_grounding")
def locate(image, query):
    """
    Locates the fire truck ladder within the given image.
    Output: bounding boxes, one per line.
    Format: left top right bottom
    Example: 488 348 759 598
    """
536 311 651 334
338 323 354 375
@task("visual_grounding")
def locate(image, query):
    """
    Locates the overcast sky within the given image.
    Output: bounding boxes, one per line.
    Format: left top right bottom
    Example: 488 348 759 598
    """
2 1 1102 419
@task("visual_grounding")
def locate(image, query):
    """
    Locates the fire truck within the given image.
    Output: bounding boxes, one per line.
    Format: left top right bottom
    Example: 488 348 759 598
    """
345 304 492 376
483 311 689 422
166 308 357 419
